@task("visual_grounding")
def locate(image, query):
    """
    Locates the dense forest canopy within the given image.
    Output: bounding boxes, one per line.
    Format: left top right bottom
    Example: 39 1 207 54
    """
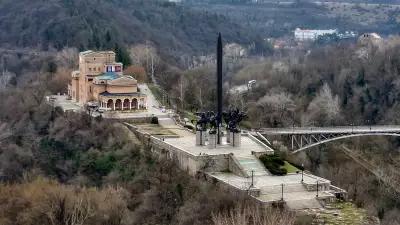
187 1 400 37
0 0 267 65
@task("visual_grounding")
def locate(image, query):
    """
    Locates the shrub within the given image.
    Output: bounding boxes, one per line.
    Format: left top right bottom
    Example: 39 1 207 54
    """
94 154 116 176
151 116 159 124
184 124 194 130
0 177 129 225
259 154 287 176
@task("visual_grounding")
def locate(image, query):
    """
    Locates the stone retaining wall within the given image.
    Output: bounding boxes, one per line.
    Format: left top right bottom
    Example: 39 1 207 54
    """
228 153 249 177
125 122 235 176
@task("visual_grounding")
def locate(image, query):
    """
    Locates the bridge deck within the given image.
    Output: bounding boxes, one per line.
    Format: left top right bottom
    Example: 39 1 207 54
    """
259 125 400 135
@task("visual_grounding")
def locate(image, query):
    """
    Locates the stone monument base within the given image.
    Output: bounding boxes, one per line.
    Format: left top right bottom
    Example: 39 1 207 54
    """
208 133 217 149
196 130 206 146
230 132 241 147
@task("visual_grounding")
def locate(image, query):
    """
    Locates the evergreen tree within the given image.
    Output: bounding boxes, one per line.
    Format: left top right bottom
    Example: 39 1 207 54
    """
114 43 132 66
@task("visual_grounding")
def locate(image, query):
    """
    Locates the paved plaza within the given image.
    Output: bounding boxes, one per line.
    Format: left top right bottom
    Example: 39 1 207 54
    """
47 94 82 112
208 172 328 189
164 134 273 157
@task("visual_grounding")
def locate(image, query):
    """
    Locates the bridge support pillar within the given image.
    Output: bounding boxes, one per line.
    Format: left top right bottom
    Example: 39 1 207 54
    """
291 135 294 150
300 135 303 148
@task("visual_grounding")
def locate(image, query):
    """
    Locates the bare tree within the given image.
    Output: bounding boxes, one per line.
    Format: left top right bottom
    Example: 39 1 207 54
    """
0 123 11 143
303 83 341 126
0 70 15 90
212 204 296 225
55 48 78 68
257 90 296 127
129 43 160 84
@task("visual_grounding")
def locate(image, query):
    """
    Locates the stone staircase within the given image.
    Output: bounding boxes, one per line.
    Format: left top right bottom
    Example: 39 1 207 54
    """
236 156 269 176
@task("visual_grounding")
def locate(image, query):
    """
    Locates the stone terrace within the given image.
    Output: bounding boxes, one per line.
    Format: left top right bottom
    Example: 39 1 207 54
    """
143 118 345 210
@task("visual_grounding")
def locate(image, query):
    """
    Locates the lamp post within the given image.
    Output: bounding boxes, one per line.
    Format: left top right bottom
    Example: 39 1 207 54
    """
301 163 304 183
281 183 284 201
367 119 371 130
251 170 254 188
292 111 295 133
316 180 319 198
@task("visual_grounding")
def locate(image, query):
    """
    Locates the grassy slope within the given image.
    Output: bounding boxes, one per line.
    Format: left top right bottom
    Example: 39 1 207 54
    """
282 161 300 173
189 2 400 36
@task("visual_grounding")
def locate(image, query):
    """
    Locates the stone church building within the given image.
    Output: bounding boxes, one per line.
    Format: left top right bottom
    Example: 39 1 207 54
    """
68 50 147 111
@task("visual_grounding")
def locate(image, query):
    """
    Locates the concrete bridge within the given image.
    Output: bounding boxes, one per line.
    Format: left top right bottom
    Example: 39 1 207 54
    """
257 125 400 153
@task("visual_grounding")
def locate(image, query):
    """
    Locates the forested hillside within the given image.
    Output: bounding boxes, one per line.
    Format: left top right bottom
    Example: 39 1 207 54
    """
231 38 400 224
189 1 400 37
0 0 266 64
1 0 400 224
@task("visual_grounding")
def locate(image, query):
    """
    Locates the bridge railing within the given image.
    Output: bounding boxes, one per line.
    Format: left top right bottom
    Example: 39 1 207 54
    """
258 125 400 135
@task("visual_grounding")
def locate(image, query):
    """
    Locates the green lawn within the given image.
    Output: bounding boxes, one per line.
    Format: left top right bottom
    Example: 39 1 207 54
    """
147 84 163 103
135 124 177 136
282 161 300 173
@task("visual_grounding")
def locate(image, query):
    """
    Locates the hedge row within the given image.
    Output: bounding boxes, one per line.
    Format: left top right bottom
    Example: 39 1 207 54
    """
259 154 287 176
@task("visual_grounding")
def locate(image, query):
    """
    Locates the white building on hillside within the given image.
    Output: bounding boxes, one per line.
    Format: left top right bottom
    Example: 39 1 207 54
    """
294 28 338 41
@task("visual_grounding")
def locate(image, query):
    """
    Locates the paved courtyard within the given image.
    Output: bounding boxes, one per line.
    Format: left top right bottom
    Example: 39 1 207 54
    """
47 94 82 112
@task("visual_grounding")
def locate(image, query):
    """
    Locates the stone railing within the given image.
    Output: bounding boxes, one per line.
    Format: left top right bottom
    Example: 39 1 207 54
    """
228 153 249 177
302 173 331 192
246 132 274 155
329 184 348 200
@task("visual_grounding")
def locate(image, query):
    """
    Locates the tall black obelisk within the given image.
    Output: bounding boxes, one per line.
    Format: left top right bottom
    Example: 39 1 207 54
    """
217 33 223 144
